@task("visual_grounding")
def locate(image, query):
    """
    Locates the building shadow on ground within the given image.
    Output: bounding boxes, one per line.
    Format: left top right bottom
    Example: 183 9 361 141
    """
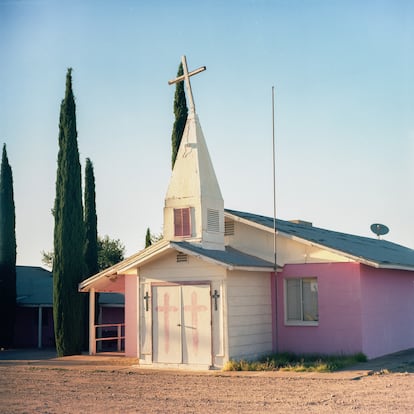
346 348 414 374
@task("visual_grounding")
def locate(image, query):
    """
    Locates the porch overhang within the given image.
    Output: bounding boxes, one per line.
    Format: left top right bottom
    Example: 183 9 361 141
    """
79 239 171 293
79 272 125 293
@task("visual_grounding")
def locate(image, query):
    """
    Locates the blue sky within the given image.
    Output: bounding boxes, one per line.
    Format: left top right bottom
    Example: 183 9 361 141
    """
1 0 413 266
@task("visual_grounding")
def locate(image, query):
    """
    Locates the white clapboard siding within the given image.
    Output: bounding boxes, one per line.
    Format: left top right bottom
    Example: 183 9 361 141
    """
228 313 271 326
230 221 274 263
227 270 273 359
228 323 272 337
228 295 271 306
228 284 270 297
228 304 271 317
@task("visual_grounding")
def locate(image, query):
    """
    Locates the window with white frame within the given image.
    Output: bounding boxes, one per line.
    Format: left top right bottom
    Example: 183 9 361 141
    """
285 277 318 325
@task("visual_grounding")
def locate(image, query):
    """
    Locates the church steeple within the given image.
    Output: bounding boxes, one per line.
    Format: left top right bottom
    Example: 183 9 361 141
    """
164 56 224 250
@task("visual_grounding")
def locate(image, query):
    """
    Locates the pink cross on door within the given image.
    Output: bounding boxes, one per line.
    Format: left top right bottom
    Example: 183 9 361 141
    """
155 292 178 354
182 285 211 365
153 286 181 363
183 291 207 352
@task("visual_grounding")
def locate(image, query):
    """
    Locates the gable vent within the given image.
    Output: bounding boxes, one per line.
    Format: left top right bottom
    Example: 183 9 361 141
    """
207 208 220 233
225 220 235 236
176 252 188 263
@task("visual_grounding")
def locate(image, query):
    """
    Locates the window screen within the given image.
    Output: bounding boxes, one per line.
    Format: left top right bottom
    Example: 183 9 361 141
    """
286 277 318 323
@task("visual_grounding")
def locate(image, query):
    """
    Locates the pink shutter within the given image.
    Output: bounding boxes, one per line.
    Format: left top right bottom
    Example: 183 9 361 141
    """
174 208 191 237
182 208 191 236
174 208 183 236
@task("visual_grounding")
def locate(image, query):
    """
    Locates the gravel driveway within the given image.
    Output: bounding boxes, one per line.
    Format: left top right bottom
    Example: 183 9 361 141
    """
1 349 413 413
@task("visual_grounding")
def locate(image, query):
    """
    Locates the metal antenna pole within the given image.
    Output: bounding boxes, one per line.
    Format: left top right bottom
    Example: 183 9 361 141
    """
272 86 278 354
272 86 277 271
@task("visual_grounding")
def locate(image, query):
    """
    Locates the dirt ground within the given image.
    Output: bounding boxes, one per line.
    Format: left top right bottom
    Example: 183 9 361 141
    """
0 349 413 413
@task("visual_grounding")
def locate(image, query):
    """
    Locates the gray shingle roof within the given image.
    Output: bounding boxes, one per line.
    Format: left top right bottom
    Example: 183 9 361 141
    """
171 241 275 270
225 209 414 270
17 266 125 305
16 266 52 305
99 293 125 305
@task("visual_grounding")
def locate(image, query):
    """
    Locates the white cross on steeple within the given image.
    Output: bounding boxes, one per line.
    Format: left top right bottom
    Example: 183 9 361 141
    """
168 55 206 114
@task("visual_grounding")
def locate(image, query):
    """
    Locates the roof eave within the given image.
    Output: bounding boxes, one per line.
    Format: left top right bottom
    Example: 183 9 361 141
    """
79 268 120 292
79 239 171 292
231 266 276 272
120 240 171 273
374 263 414 272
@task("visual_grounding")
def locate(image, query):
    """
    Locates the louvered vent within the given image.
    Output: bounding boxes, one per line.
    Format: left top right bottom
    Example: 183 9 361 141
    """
207 208 220 232
225 220 235 236
176 252 188 263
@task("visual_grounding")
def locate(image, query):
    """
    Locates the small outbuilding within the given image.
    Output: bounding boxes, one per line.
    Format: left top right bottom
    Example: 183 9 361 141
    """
15 266 55 348
15 266 124 350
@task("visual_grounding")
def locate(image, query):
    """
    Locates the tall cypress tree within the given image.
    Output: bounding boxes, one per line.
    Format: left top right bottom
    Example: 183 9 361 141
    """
0 144 16 348
84 158 99 333
145 227 152 248
171 62 188 168
53 68 85 356
84 158 98 278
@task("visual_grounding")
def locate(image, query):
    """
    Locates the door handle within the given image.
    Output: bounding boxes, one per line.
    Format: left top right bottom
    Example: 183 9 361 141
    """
177 324 181 327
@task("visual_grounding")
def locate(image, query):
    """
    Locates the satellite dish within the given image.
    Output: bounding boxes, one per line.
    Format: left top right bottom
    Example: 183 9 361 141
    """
370 223 389 239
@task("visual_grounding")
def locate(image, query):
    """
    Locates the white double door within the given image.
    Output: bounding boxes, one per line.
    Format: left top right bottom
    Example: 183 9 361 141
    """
152 284 211 365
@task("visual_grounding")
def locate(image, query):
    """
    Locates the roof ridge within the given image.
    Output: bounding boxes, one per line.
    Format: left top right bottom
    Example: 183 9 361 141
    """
225 208 401 245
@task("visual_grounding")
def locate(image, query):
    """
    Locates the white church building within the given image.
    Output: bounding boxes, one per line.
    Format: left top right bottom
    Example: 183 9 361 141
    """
79 57 414 369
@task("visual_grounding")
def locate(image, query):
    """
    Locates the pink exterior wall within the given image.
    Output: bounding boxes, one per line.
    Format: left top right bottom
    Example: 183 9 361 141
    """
360 265 414 359
277 263 363 356
124 276 139 357
271 272 277 351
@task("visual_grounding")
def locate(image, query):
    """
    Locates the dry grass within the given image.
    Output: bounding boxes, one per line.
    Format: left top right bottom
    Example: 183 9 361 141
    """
223 352 367 372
